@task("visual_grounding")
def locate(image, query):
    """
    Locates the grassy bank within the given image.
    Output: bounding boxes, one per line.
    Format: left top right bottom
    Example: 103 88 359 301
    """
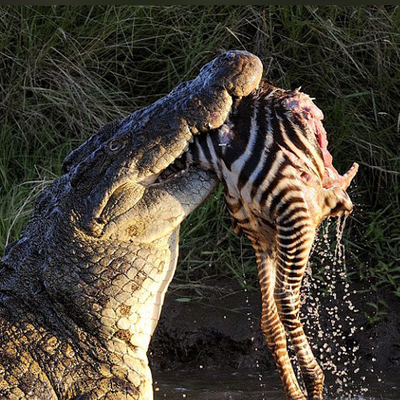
1 6 399 307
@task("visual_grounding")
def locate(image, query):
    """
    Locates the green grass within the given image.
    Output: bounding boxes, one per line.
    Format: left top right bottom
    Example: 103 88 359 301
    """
1 6 399 303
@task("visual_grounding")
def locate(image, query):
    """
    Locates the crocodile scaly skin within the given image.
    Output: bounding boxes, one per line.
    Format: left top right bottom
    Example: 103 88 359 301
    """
0 51 263 400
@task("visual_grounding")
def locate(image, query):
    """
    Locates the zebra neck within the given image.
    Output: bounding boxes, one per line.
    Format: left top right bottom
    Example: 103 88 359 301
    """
188 128 227 181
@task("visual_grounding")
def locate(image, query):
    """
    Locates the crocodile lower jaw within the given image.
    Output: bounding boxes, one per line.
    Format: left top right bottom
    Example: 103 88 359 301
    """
147 147 192 186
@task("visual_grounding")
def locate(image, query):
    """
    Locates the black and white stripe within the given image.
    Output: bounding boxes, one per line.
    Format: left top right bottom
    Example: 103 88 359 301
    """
188 84 325 232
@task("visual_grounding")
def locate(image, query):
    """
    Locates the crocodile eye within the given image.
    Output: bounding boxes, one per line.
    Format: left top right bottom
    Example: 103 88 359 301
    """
108 138 125 152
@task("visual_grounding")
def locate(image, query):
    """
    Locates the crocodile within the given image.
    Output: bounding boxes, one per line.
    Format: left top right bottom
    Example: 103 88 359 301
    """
0 51 263 400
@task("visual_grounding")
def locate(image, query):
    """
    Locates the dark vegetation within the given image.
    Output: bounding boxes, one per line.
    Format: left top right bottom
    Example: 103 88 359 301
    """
1 6 399 319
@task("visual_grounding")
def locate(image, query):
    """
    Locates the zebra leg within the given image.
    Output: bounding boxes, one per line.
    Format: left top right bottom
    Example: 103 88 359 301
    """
256 249 306 400
274 221 324 400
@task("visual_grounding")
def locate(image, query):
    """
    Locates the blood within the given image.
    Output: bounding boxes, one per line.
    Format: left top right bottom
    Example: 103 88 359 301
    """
283 91 358 190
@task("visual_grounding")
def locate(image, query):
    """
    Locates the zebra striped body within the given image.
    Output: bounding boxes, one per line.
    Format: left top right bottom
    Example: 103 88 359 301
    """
187 82 358 400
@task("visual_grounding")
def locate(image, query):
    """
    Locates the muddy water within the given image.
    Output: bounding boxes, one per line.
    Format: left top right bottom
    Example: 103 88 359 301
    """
153 369 400 400
154 370 283 399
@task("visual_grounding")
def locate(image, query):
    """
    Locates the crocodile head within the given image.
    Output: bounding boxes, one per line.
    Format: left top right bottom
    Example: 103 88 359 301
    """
56 51 262 241
60 50 263 240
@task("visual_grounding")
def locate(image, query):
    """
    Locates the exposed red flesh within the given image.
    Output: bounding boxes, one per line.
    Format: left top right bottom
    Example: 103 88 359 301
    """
283 91 358 190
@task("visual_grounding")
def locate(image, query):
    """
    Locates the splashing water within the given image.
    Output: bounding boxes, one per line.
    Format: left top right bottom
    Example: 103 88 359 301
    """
299 215 372 398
